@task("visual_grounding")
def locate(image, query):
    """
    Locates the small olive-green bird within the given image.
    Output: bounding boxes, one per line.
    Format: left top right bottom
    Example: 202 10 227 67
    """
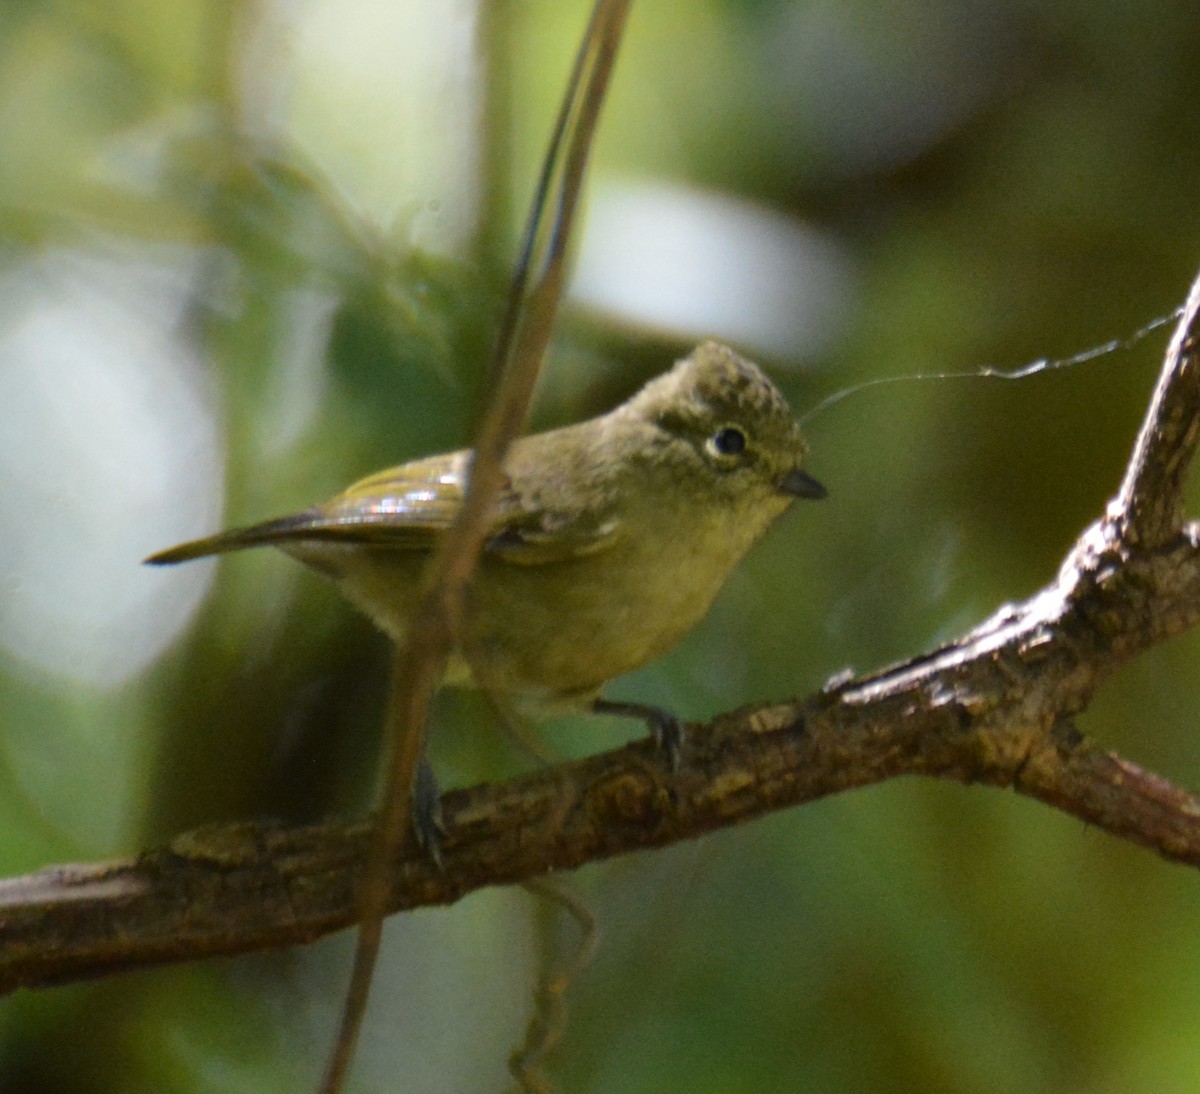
147 340 825 760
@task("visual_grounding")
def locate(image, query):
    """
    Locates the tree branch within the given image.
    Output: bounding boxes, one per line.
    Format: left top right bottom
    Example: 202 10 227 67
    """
1114 277 1200 547
4 268 1200 997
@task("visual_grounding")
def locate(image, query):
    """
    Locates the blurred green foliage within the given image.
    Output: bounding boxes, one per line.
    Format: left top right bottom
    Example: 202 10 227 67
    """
3 1 1200 1091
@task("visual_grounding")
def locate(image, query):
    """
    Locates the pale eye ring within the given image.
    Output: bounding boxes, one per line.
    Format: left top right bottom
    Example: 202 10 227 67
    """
710 426 747 457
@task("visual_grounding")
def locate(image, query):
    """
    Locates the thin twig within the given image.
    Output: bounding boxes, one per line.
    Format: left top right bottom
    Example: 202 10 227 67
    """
1114 270 1200 547
319 3 631 1090
509 877 600 1092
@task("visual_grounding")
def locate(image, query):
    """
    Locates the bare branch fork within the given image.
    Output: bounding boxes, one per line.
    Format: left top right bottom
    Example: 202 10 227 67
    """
4 270 1200 995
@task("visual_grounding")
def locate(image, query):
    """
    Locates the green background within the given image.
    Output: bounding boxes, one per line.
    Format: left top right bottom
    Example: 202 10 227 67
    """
2 1 1199 1091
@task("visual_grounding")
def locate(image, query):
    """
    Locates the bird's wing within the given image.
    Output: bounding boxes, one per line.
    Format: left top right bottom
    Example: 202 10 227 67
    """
146 450 623 565
325 453 624 563
483 435 626 565
314 453 472 544
144 454 469 563
484 502 622 565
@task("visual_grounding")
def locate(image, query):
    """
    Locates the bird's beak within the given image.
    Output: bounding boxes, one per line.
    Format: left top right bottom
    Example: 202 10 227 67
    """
779 467 827 500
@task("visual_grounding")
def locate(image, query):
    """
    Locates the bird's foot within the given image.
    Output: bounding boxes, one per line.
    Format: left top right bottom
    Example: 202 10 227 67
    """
592 697 685 771
412 758 446 868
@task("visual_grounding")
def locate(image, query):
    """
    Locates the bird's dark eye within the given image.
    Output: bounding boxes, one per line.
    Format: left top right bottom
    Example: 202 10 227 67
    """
711 426 747 456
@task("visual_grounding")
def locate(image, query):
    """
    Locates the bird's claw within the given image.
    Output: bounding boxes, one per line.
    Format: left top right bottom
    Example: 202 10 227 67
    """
413 758 446 868
593 698 685 771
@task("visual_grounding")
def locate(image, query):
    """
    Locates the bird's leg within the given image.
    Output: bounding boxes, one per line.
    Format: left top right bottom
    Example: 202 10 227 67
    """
592 697 684 770
412 757 445 867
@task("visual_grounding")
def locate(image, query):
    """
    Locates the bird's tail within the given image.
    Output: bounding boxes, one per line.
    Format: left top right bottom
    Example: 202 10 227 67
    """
143 513 325 565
